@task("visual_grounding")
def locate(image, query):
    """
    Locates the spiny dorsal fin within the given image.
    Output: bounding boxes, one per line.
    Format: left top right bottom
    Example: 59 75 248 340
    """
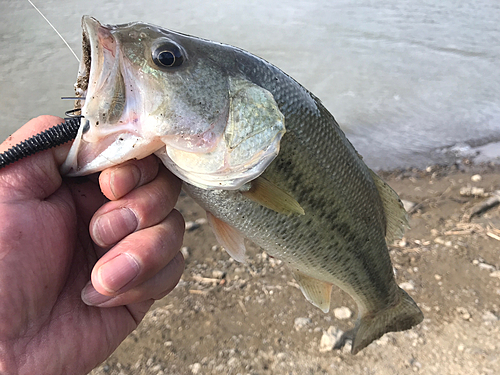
291 270 333 313
369 169 409 243
241 176 305 216
206 212 247 263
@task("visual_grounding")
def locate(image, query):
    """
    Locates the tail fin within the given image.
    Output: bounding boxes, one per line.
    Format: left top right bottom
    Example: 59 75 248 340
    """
351 287 424 354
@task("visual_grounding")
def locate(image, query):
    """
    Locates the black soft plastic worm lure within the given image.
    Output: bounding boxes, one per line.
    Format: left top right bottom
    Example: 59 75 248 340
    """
0 117 81 170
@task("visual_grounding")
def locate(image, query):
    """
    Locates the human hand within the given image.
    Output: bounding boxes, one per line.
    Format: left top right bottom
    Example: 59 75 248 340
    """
0 116 184 374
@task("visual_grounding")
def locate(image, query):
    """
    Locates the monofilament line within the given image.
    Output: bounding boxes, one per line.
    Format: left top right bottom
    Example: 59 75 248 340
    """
27 0 80 63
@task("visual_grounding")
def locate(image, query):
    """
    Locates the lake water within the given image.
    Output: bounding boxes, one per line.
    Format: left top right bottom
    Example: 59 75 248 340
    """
1 0 499 170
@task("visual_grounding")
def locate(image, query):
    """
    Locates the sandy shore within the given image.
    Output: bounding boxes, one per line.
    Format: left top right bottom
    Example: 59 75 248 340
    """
90 162 500 375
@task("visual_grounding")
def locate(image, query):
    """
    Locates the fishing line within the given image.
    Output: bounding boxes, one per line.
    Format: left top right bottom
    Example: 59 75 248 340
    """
0 3 85 169
27 0 80 63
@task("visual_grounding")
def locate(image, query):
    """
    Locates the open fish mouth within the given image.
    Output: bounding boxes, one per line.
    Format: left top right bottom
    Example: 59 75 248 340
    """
62 16 164 175
73 16 125 124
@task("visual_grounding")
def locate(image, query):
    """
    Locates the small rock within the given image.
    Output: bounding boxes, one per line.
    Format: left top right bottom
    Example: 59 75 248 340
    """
190 363 201 374
181 246 190 259
478 262 496 272
294 317 312 331
195 217 208 225
333 306 352 320
457 344 465 351
185 221 200 231
400 281 415 291
457 307 471 320
341 340 352 354
459 186 486 197
227 357 239 367
319 326 344 352
434 274 442 281
376 335 390 346
276 352 286 361
212 270 225 279
490 271 500 279
434 237 445 245
471 174 482 182
401 200 417 212
482 311 498 321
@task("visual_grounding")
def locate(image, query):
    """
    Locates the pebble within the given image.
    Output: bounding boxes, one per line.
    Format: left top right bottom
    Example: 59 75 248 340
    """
190 363 201 374
333 306 352 320
319 326 344 352
181 246 190 259
294 317 312 331
185 221 200 231
227 357 239 367
478 262 496 272
376 335 390 346
459 186 486 197
212 270 225 279
434 274 442 281
195 218 208 225
434 237 445 245
400 281 415 291
490 271 500 279
341 340 352 354
401 200 417 212
457 307 471 320
482 311 498 321
471 174 482 182
276 352 286 361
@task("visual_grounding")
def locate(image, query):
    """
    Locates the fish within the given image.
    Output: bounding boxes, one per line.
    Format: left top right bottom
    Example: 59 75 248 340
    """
62 16 424 354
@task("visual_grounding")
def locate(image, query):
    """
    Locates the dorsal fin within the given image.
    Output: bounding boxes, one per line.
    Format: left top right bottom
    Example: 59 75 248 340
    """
369 169 409 243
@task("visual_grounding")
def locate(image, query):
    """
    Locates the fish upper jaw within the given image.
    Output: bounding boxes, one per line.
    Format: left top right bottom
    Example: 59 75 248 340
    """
63 16 159 175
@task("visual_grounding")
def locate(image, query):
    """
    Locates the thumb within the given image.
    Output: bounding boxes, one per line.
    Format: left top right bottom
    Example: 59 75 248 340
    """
0 115 73 200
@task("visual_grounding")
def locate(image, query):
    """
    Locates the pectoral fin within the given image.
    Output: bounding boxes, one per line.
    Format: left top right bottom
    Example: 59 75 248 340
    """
206 212 247 263
291 270 333 313
241 176 305 216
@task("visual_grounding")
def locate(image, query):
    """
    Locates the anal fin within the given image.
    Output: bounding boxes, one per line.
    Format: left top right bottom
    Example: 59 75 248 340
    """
241 176 305 216
206 212 247 263
291 270 333 313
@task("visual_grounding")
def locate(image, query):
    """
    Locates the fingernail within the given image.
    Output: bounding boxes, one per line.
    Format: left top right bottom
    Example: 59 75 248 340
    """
110 164 141 199
81 282 113 306
98 253 140 293
93 208 138 246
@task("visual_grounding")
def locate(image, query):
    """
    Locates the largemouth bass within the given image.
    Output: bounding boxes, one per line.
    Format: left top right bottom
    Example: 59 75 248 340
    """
62 16 423 354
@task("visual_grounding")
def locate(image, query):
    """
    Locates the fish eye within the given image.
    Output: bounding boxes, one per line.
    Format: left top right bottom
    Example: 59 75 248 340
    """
152 42 184 68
